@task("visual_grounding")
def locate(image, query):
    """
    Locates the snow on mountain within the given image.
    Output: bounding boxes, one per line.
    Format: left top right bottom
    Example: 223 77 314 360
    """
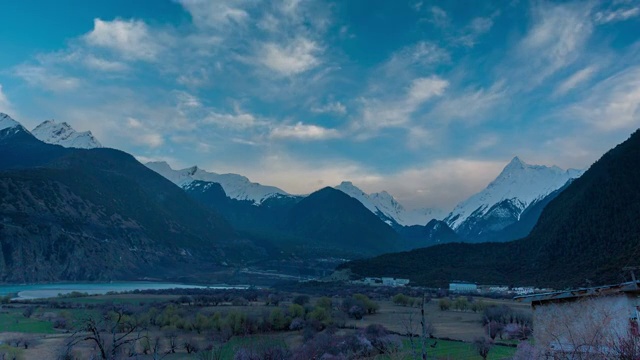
335 181 445 226
31 120 102 149
0 113 20 131
444 156 584 230
0 113 30 139
145 161 289 204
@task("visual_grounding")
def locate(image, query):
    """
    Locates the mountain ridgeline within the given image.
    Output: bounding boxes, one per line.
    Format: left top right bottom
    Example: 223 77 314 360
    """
183 182 400 258
2 111 634 287
0 119 258 282
340 129 640 289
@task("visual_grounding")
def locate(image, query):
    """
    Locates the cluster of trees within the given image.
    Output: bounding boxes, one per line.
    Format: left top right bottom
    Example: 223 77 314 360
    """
482 304 532 341
438 297 490 313
56 291 382 359
392 293 425 307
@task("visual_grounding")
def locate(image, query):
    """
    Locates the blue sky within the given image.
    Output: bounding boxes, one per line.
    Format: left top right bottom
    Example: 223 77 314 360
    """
1 0 639 210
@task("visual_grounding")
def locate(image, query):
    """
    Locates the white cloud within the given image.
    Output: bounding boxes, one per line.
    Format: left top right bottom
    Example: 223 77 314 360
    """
359 76 449 131
311 101 347 115
381 42 449 79
0 84 13 114
178 0 250 29
594 6 640 24
428 6 449 28
84 18 164 61
271 122 340 140
83 55 129 72
567 66 640 132
14 65 80 91
259 37 322 76
137 133 164 148
456 16 495 47
428 81 505 124
203 111 263 130
517 2 593 86
407 77 449 105
555 66 598 95
0 85 14 115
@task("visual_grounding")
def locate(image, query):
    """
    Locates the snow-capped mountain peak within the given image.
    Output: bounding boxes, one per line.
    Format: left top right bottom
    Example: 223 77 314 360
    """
0 113 20 131
335 181 444 226
31 120 102 149
444 156 584 230
146 161 289 204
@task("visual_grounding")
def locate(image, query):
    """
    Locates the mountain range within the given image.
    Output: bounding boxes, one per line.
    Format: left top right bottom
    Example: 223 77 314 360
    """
23 115 585 248
340 128 640 289
31 120 102 149
0 113 255 282
2 112 618 287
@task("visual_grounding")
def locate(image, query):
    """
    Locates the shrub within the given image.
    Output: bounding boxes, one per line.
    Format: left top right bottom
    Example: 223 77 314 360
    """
293 295 310 306
231 297 249 306
392 293 410 306
316 297 333 310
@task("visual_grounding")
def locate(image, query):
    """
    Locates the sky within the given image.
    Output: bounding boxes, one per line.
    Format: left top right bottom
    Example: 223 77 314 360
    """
0 0 639 211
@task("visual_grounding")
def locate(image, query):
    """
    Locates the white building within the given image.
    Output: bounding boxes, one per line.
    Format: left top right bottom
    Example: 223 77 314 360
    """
449 282 478 293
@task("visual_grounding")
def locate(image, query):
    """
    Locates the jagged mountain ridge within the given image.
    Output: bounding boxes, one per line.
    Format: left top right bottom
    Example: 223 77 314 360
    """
146 161 290 205
334 181 445 226
443 156 584 241
31 120 102 149
0 114 259 282
340 129 640 289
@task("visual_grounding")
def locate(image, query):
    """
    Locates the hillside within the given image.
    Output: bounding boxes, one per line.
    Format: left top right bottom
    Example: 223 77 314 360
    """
0 121 260 282
288 187 401 256
340 129 640 289
185 182 401 258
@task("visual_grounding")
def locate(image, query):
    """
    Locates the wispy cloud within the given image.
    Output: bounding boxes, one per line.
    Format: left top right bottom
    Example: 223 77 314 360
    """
14 65 81 91
379 42 449 81
271 122 340 140
428 81 505 124
455 14 497 48
358 76 448 131
84 18 167 61
567 66 640 132
258 37 323 76
515 2 594 87
594 4 640 24
554 66 598 96
0 84 14 115
176 0 251 30
311 101 347 115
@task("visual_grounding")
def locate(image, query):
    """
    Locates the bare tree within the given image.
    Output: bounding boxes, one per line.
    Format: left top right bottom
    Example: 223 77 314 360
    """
65 306 146 360
473 336 492 360
530 296 637 359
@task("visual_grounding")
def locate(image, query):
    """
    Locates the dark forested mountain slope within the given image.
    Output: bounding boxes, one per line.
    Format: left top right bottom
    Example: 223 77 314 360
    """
287 187 401 256
0 128 258 282
341 129 640 289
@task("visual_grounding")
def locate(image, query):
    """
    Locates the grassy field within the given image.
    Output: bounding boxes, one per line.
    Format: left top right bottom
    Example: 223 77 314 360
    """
50 293 180 305
0 294 528 359
0 309 55 334
401 338 516 360
345 297 531 342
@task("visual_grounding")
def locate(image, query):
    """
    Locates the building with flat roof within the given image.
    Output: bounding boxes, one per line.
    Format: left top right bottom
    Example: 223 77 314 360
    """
515 280 640 358
449 282 478 293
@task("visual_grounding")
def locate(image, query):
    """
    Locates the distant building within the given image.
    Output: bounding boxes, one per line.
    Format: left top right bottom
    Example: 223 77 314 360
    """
449 282 478 293
381 277 410 287
488 286 509 293
512 286 535 295
360 277 409 287
516 281 640 358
